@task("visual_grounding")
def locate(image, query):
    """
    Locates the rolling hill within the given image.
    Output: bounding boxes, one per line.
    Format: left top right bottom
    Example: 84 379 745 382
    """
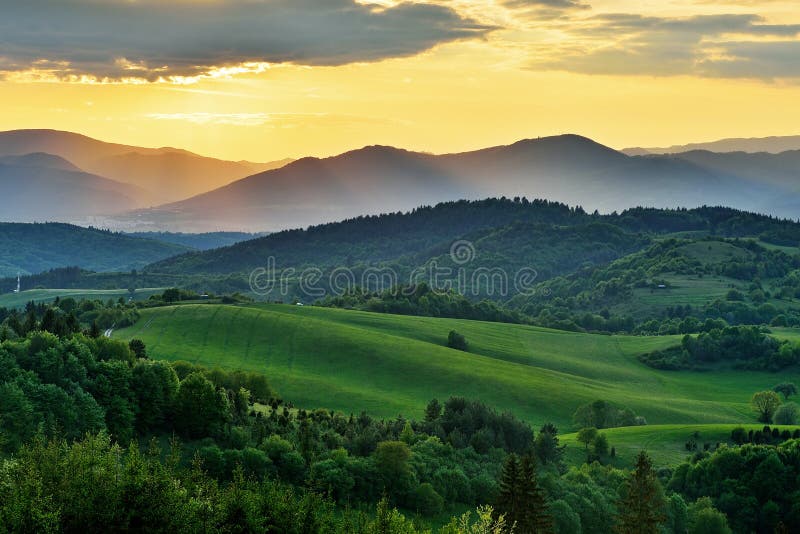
113 303 800 431
0 129 291 203
0 222 191 277
0 153 144 221
141 200 800 302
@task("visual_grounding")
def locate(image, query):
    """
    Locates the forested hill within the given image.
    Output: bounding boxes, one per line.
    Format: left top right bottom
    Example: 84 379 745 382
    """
0 222 191 277
145 198 800 278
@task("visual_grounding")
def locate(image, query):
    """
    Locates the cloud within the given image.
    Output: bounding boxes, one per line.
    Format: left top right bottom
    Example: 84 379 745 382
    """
0 0 492 83
500 0 590 20
538 13 800 79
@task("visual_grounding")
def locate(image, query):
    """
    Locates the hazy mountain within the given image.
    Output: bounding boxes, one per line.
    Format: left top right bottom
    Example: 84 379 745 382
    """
126 231 267 251
668 150 800 192
0 154 144 222
0 129 292 203
624 135 800 155
125 135 795 232
0 222 191 277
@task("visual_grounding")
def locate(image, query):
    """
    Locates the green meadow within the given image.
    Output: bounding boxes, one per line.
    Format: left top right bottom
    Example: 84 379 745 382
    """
0 288 166 308
114 303 800 433
562 424 800 468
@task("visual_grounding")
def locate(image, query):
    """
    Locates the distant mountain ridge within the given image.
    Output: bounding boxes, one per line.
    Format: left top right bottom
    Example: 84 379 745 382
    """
0 154 144 222
623 134 800 155
125 134 800 231
0 129 292 203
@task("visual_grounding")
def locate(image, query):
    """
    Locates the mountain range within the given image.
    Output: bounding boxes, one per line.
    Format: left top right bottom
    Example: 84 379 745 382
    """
0 129 291 205
129 134 800 231
623 134 800 155
1 129 800 232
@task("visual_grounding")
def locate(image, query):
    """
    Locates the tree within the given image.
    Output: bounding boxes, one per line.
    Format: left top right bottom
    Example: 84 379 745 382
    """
89 320 101 339
443 506 508 534
494 453 520 528
162 288 182 303
375 440 410 476
129 339 147 359
517 454 554 533
413 483 444 516
424 398 442 422
688 497 732 534
773 382 798 400
615 451 666 534
400 421 414 444
593 433 610 457
774 402 799 425
577 427 598 452
448 330 468 351
174 372 230 438
751 391 782 423
534 423 564 467
23 309 37 335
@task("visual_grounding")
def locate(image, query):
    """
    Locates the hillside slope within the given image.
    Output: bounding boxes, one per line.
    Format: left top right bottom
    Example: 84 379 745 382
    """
113 303 800 429
0 222 190 277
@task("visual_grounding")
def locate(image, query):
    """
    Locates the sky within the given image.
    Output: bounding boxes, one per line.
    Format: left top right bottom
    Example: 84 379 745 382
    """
1 0 799 162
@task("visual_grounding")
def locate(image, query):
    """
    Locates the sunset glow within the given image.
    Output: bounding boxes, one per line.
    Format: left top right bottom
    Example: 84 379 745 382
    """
2 0 799 161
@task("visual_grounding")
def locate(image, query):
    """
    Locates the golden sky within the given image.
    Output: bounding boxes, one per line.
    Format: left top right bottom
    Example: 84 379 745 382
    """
1 0 799 162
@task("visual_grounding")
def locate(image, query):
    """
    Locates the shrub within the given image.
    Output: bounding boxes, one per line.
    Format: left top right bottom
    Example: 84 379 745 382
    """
774 402 800 425
447 330 468 351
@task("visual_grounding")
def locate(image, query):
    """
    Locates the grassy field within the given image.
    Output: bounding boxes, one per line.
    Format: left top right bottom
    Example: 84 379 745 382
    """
562 423 800 468
114 303 800 432
0 288 166 308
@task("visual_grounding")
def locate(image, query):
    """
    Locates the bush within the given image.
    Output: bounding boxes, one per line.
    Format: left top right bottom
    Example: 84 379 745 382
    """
413 483 444 516
774 402 800 425
447 330 468 351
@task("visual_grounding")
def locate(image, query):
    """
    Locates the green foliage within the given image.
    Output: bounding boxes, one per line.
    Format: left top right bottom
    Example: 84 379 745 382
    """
614 451 666 534
774 382 799 399
447 330 469 351
128 338 146 359
775 402 800 425
687 497 732 534
668 440 800 532
174 372 231 438
751 390 782 423
641 326 799 371
0 222 189 278
573 400 645 429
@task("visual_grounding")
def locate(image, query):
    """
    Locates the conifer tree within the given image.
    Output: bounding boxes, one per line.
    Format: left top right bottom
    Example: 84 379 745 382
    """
89 320 101 338
22 308 37 334
517 454 554 533
494 453 520 529
615 451 666 534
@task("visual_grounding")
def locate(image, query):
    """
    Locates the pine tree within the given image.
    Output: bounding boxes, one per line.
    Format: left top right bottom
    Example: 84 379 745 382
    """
494 453 520 530
517 454 554 533
22 308 37 335
7 312 23 337
615 451 666 534
89 320 101 338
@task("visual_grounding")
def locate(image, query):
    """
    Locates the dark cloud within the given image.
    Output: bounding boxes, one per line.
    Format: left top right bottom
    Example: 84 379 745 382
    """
0 0 492 81
540 13 800 79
